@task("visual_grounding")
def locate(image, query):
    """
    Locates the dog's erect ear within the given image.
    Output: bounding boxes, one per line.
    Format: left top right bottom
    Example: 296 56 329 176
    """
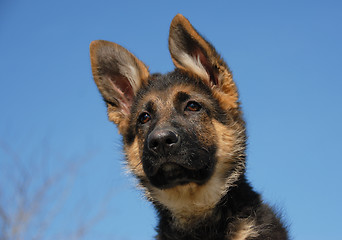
90 40 149 127
169 14 238 109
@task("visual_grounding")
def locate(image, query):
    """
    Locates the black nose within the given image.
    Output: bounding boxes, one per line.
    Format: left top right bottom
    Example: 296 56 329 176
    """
148 129 180 155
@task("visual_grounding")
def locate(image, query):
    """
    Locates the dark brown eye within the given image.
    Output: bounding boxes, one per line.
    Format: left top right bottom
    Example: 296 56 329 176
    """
185 101 202 112
138 112 151 124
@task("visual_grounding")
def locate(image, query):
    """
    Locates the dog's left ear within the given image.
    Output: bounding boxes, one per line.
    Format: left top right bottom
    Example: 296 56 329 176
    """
169 14 238 109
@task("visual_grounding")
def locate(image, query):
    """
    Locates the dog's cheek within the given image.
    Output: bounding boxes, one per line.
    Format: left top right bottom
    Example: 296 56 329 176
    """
124 137 145 178
195 116 217 150
212 120 237 176
107 105 130 134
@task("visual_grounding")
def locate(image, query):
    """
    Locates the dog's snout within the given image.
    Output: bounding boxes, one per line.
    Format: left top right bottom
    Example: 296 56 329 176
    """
148 129 180 155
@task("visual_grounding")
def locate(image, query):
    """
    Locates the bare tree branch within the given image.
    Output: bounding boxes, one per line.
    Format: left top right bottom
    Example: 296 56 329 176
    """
0 138 111 240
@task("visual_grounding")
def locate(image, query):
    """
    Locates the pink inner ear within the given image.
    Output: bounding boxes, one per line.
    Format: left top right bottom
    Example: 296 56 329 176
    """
193 48 218 86
110 75 134 115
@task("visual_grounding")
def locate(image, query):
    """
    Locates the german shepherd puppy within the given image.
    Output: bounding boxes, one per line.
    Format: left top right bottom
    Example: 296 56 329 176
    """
90 14 288 240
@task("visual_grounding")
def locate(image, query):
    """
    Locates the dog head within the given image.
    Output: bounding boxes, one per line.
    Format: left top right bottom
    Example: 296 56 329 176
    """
90 14 246 221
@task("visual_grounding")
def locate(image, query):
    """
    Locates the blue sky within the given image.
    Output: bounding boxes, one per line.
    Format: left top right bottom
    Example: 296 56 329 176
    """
1 0 342 239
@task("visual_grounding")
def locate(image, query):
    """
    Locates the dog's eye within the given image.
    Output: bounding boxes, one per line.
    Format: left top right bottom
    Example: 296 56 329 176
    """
185 101 202 112
138 112 151 124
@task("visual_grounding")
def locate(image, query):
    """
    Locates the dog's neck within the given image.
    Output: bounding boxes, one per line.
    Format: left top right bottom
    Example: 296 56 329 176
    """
154 176 261 239
149 179 228 227
148 159 248 228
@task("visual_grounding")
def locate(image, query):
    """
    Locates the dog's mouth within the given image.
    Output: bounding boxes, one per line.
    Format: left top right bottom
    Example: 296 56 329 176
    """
149 162 212 189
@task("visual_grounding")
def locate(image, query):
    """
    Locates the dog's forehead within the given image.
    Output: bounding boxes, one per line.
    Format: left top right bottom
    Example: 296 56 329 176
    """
137 72 210 103
136 82 205 111
152 84 193 101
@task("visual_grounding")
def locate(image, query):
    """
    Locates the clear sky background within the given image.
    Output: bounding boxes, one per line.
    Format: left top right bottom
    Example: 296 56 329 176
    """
1 0 341 239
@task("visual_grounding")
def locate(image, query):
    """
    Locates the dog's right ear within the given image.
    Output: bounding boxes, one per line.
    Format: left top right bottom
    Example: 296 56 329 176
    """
90 40 149 130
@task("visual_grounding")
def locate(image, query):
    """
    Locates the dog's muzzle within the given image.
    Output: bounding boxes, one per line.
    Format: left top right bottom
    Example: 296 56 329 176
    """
142 127 215 189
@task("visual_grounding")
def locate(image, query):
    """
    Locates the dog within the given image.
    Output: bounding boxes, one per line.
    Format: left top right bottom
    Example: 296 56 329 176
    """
89 14 288 240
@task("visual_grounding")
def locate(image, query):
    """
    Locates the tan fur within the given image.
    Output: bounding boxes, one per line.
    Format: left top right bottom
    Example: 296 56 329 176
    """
230 219 259 240
149 181 222 228
214 120 246 193
107 105 129 133
125 138 145 177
